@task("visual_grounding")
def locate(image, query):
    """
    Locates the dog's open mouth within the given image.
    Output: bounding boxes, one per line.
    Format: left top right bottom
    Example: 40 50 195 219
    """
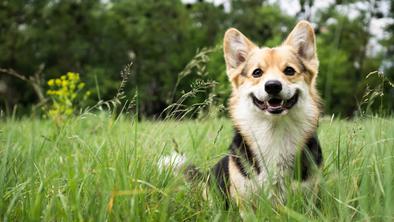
251 91 299 114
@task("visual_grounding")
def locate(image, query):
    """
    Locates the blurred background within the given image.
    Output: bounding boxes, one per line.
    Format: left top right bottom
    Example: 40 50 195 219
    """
0 0 393 118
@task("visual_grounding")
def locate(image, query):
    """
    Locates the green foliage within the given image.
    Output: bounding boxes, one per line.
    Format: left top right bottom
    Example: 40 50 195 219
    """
0 0 392 117
380 0 394 110
45 72 90 125
0 116 393 220
360 71 394 115
315 8 384 116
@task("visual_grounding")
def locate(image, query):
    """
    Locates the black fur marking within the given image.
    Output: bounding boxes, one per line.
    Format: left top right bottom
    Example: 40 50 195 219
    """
296 133 323 180
230 130 260 177
212 155 230 200
210 129 260 205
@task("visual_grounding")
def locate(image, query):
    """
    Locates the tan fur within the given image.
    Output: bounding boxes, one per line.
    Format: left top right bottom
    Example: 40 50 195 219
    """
223 21 321 203
225 22 321 124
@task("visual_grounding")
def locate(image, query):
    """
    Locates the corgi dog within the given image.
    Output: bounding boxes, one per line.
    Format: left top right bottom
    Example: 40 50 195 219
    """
160 20 323 208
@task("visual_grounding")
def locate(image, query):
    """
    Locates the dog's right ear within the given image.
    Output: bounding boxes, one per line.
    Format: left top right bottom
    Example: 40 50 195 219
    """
283 21 317 62
223 28 256 76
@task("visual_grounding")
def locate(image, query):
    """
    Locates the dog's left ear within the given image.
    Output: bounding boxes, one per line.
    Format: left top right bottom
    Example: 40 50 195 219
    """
223 28 257 74
284 21 316 61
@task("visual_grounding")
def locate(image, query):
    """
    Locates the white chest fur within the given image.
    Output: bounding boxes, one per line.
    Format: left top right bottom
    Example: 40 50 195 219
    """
228 92 318 200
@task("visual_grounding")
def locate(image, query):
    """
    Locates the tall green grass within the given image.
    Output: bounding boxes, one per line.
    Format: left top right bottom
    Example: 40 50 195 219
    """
0 114 393 221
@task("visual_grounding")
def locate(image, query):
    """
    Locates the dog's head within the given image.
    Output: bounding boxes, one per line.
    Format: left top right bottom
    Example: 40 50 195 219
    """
224 21 320 118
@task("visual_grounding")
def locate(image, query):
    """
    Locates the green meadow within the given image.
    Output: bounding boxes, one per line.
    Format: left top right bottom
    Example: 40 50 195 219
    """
1 1 394 221
1 114 393 221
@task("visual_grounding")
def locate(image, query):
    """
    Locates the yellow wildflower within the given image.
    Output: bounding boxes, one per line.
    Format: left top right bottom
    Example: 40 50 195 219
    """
70 84 76 90
78 82 85 89
48 79 54 86
45 71 89 123
67 72 74 79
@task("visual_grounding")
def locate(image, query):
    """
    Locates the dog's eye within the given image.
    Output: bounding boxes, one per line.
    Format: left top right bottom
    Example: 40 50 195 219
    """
252 68 263 78
283 66 296 76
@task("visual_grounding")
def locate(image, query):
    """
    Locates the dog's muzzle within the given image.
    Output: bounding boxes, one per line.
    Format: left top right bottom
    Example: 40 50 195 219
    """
251 90 299 114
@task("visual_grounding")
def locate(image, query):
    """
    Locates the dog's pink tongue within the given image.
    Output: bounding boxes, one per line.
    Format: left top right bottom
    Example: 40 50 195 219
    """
268 98 282 107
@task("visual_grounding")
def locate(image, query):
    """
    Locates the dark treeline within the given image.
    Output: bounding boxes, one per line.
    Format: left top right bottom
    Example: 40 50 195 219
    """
0 0 393 117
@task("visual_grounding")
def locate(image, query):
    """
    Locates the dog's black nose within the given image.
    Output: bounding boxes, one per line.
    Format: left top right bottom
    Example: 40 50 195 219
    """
265 80 282 95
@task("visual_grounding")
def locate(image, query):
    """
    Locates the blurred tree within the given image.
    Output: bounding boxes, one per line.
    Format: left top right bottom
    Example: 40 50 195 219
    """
108 0 207 116
0 0 51 109
170 1 227 117
0 0 114 109
229 0 294 44
315 1 385 115
0 0 391 117
379 0 394 111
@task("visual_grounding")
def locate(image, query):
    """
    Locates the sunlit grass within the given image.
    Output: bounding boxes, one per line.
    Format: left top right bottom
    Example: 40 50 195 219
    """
0 114 393 221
